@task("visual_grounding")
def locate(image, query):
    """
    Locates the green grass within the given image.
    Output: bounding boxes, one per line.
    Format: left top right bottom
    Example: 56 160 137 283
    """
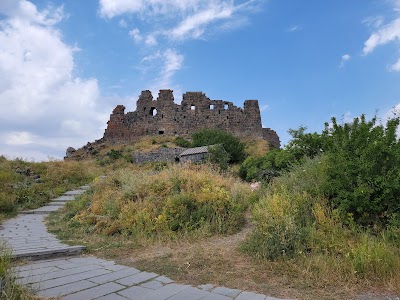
0 245 38 300
242 156 400 293
0 156 103 222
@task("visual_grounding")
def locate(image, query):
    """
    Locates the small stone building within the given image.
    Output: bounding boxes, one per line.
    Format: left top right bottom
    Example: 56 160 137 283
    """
179 146 211 163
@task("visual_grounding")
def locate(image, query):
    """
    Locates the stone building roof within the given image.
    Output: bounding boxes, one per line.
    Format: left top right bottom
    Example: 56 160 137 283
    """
180 146 210 156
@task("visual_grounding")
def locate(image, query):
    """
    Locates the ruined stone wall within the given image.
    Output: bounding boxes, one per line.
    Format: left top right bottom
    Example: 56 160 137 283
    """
262 128 281 149
133 147 184 164
103 90 280 147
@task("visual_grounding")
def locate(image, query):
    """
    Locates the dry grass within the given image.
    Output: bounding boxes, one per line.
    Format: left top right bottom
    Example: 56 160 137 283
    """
47 207 399 300
243 138 270 157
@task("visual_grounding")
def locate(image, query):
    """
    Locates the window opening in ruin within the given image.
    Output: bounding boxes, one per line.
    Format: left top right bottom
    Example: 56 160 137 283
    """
227 116 229 119
207 116 209 119
175 156 180 163
150 107 157 116
191 105 196 111
210 104 214 110
144 107 146 111
224 104 229 110
161 114 164 119
218 110 220 114
158 130 164 135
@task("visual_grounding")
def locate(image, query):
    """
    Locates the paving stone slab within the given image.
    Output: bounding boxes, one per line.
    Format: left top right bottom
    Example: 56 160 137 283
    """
212 286 242 298
235 291 267 300
63 189 86 196
62 282 125 300
52 195 76 201
37 279 97 298
168 287 208 300
140 280 165 290
88 268 141 284
155 275 174 284
96 293 129 300
30 268 112 290
115 271 158 286
12 245 85 260
202 293 232 300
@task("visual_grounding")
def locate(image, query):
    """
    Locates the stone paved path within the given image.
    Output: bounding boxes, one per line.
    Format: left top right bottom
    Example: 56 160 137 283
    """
0 187 294 300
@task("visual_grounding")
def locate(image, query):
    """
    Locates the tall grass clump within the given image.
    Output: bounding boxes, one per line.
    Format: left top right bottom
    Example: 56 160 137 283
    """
0 157 101 221
0 246 37 300
243 155 400 289
64 164 251 239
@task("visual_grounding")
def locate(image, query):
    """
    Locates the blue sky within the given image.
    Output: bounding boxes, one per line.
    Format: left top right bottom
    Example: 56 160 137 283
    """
1 0 400 160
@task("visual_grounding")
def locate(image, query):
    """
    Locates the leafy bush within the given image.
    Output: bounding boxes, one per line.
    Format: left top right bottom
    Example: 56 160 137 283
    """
175 137 191 148
192 129 246 163
239 149 295 182
208 144 230 170
321 115 400 227
106 149 123 160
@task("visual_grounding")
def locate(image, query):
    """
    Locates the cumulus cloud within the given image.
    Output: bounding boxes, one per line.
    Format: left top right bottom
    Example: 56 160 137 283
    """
0 0 107 160
363 2 400 71
339 53 351 68
129 27 143 43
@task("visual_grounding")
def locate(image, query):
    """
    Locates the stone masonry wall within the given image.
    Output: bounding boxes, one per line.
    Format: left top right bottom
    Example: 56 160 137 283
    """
133 147 184 164
103 90 280 147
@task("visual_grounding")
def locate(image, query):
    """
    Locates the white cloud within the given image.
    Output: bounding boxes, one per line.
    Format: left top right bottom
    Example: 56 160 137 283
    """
99 0 260 41
339 53 351 68
363 2 400 71
129 27 142 43
286 25 302 32
145 35 157 46
0 1 107 160
99 0 144 18
118 18 127 28
5 131 36 145
168 2 235 40
260 104 269 112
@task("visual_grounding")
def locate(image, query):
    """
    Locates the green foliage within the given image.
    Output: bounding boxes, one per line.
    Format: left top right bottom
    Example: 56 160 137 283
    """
64 165 250 238
0 246 37 300
243 156 400 283
242 157 326 260
208 144 230 171
175 137 191 148
106 149 123 160
0 158 100 220
239 149 296 182
192 129 246 163
321 115 400 227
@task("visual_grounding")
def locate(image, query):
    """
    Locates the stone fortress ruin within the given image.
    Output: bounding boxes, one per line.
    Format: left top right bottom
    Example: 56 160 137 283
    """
103 89 280 148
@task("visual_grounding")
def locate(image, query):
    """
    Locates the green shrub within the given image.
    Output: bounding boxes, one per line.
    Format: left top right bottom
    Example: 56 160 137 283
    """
208 144 230 171
322 115 400 227
106 149 123 160
175 137 191 148
192 129 246 163
68 164 250 238
243 157 325 260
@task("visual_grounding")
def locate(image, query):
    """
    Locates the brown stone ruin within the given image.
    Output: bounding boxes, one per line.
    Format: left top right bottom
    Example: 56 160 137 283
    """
103 89 280 148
